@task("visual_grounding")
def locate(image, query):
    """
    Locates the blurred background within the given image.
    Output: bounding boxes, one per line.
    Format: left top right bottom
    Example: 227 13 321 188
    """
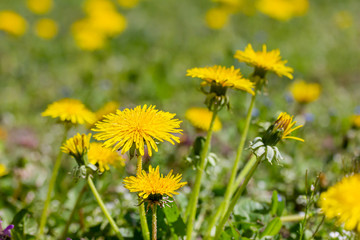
0 0 359 238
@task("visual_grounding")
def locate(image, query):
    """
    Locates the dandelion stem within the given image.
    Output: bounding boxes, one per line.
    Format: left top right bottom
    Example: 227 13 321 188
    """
152 205 157 240
186 108 218 240
38 125 69 238
60 183 87 240
137 154 151 240
215 156 261 239
205 93 257 238
87 175 123 240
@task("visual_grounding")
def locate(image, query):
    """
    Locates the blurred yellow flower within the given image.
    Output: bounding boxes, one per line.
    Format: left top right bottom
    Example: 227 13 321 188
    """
72 20 106 51
0 11 27 36
234 44 293 79
205 8 230 30
84 0 116 14
93 105 182 157
61 133 91 164
187 65 255 95
0 164 8 177
88 11 127 37
290 80 321 104
351 115 360 129
256 0 308 21
334 11 353 29
35 18 58 40
88 142 125 172
93 101 120 124
26 0 53 14
319 174 360 231
42 98 96 125
185 107 222 132
118 0 139 9
123 165 187 199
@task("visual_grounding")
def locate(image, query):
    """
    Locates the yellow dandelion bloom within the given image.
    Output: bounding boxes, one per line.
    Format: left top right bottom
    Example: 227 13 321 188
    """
0 11 27 36
187 65 255 95
256 0 308 21
118 0 139 9
274 112 304 142
93 105 182 157
61 133 91 163
205 8 230 30
88 142 125 172
185 107 222 132
290 80 321 104
0 164 8 177
319 174 360 231
34 18 58 40
234 44 293 79
71 20 106 51
42 98 96 125
26 0 53 14
92 101 120 125
123 165 187 199
351 115 360 129
84 0 117 15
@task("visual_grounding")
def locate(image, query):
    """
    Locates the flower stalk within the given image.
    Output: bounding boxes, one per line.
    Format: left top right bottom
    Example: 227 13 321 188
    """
215 156 261 239
38 125 70 238
152 205 157 240
137 154 151 240
87 175 123 240
186 108 218 240
205 92 257 238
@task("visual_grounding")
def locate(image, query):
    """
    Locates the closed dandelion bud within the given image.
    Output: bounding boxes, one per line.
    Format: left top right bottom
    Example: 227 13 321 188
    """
61 133 91 166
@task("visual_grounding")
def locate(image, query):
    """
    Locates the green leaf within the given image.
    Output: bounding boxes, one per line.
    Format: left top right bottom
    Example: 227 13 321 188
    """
11 208 30 240
162 201 180 223
260 217 282 238
270 190 278 216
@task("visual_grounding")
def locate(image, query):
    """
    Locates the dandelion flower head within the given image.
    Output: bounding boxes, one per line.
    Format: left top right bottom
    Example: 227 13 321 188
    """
273 112 304 142
234 44 293 79
319 174 360 231
92 105 182 156
35 18 58 40
256 0 308 21
185 107 222 132
351 115 360 129
42 98 96 125
186 65 255 95
61 133 91 163
0 11 27 36
26 0 53 14
290 80 321 104
88 142 125 172
71 20 106 51
123 165 187 199
93 101 120 124
118 0 139 9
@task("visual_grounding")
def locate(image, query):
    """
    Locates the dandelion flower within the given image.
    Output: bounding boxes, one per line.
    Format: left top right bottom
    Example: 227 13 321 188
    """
256 0 308 21
234 44 293 79
35 18 58 40
118 0 139 9
351 115 360 129
290 80 321 104
262 112 304 145
0 11 27 36
186 65 255 95
185 107 222 132
0 164 8 177
94 101 120 124
205 8 230 30
123 165 187 199
26 0 53 14
88 142 125 172
92 105 182 156
42 98 96 125
319 174 360 231
61 133 91 164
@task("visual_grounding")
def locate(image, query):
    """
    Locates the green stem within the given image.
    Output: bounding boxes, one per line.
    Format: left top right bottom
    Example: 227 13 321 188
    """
87 176 123 240
232 155 257 194
38 126 69 238
60 183 87 240
186 108 218 240
205 94 256 238
215 156 261 240
152 205 157 240
137 154 151 240
280 214 306 222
